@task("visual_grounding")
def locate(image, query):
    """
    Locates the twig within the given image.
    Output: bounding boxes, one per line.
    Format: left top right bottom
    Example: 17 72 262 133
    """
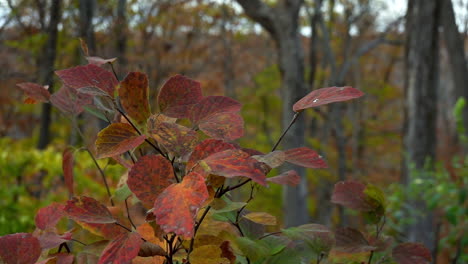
116 107 166 157
125 197 137 229
86 149 114 206
218 179 251 197
109 62 120 81
258 231 282 240
70 238 87 246
115 222 132 232
271 111 302 151
188 205 212 257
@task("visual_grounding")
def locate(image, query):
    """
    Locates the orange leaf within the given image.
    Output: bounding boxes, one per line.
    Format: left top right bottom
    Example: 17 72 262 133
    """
95 123 146 159
153 172 209 239
119 72 151 125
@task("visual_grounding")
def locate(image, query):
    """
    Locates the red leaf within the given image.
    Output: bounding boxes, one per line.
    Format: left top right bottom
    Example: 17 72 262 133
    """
50 85 93 115
392 243 432 264
55 64 118 96
37 231 72 249
127 155 174 209
190 96 241 125
17 82 50 104
0 233 41 264
334 227 376 253
198 112 244 141
186 139 238 174
157 75 203 118
64 196 116 224
95 123 146 159
150 122 198 157
153 172 209 239
293 86 364 111
220 241 236 263
98 232 143 264
284 147 327 168
331 180 375 211
35 202 65 230
63 148 74 195
119 72 151 126
201 149 267 186
267 170 300 186
86 56 117 66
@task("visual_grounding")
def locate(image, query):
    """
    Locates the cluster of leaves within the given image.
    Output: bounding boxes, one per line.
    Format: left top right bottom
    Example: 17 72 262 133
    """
1 56 431 264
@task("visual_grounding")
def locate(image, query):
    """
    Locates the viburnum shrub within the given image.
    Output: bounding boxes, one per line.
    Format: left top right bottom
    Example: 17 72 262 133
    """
3 55 432 264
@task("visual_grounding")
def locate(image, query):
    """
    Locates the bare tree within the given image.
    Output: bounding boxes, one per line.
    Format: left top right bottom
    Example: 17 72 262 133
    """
236 0 309 227
403 0 440 256
115 0 127 74
37 0 62 149
441 0 468 149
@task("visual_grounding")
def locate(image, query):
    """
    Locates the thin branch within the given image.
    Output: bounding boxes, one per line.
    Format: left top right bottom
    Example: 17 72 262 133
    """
272 111 302 151
219 179 251 197
125 197 137 229
115 221 132 232
86 149 114 206
70 238 87 246
116 107 166 157
188 205 212 257
258 231 282 240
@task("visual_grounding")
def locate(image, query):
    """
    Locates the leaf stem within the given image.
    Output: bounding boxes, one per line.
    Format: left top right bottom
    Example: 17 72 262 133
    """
116 107 166 157
258 231 282 240
70 238 87 246
218 179 251 197
109 62 119 81
114 221 132 232
188 205 212 258
86 149 114 206
66 115 114 206
271 111 302 152
125 197 137 229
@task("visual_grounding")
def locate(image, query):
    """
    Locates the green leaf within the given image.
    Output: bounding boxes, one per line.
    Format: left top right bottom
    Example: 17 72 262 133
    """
281 224 334 255
235 237 269 262
113 184 132 202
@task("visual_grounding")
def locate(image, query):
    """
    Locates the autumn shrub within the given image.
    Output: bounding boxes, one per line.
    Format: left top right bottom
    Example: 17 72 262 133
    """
0 56 432 264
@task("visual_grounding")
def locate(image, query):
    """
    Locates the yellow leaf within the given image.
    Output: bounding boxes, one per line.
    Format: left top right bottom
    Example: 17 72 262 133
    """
242 212 277 226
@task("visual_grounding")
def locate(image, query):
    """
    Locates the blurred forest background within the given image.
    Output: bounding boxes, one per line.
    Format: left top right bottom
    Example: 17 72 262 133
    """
0 0 467 263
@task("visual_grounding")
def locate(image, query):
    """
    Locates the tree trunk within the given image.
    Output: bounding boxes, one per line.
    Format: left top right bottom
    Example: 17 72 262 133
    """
403 0 440 256
116 0 127 74
441 0 468 149
37 0 61 149
80 0 96 54
236 0 308 227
